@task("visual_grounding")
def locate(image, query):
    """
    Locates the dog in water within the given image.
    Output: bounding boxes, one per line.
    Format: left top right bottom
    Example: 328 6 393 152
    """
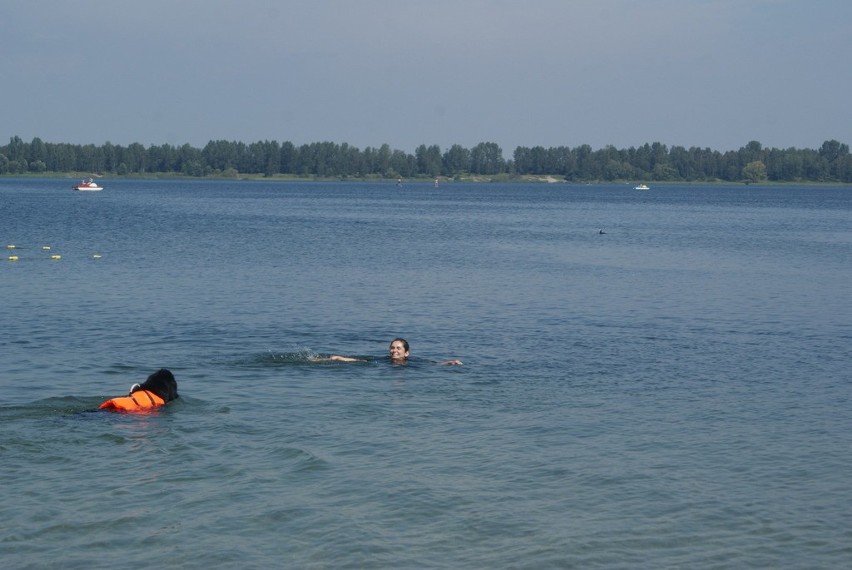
132 368 179 402
99 368 179 412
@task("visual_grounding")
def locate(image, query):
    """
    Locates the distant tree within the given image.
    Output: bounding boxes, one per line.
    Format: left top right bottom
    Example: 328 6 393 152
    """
802 150 829 181
721 151 740 181
176 143 202 174
528 146 549 174
777 149 804 181
9 159 28 174
182 160 206 177
818 139 847 162
343 143 364 177
280 141 297 174
442 144 471 177
602 159 623 180
631 144 651 174
203 140 240 171
149 143 179 173
837 154 852 183
124 143 147 173
29 137 47 164
376 144 392 177
549 146 574 177
390 149 415 178
102 142 118 172
742 160 767 184
470 142 505 175
574 144 598 179
77 144 104 173
741 140 764 163
7 136 26 162
818 139 850 181
669 145 692 179
513 146 531 174
415 144 442 177
653 163 678 181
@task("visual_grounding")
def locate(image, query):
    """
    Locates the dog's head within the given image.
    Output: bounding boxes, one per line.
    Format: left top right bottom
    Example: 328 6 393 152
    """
132 369 179 402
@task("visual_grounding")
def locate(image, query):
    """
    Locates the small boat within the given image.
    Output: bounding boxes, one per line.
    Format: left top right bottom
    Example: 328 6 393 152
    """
73 177 103 191
634 184 650 190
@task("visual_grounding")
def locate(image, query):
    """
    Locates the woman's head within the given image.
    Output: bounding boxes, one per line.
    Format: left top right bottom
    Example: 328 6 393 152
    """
388 338 410 362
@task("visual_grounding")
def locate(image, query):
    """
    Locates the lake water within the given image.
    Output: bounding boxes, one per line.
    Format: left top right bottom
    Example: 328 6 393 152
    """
1 178 850 569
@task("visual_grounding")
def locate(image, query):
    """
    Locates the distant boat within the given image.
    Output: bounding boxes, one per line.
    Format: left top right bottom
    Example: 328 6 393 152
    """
73 177 103 191
634 184 650 190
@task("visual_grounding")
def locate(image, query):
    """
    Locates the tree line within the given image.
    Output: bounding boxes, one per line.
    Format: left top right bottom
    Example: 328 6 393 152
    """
1 135 850 183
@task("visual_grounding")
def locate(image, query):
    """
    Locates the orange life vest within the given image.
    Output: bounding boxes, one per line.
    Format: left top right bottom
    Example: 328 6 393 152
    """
99 389 166 412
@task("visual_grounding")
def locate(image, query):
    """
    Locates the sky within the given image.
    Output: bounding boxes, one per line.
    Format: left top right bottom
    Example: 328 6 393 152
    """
2 0 850 155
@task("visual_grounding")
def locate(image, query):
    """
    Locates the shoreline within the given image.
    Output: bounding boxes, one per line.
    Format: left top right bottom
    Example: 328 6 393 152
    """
2 172 850 187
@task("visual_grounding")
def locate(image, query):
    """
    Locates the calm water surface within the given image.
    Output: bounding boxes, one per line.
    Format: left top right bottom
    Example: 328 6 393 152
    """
1 178 851 568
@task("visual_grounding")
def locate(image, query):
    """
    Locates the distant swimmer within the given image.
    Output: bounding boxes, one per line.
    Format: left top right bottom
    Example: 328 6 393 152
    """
99 369 179 412
599 229 606 234
318 338 462 365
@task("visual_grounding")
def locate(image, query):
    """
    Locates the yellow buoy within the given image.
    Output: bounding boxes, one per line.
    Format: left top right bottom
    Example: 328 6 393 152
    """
93 254 102 259
42 246 51 250
6 245 16 249
8 255 19 261
51 255 62 260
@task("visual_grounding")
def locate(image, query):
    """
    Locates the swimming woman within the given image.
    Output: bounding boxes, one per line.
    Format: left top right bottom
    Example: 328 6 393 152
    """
321 338 462 365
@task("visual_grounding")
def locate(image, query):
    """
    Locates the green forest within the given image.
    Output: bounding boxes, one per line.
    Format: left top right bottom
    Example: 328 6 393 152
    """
1 135 850 183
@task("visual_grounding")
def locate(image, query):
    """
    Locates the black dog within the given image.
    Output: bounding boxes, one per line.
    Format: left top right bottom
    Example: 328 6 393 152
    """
131 368 179 402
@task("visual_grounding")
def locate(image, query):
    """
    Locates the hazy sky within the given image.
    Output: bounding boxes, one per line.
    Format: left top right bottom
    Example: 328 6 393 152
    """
3 0 850 154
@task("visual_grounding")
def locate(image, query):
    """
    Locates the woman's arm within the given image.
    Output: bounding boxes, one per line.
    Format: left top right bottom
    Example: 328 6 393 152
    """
307 354 368 362
328 355 365 362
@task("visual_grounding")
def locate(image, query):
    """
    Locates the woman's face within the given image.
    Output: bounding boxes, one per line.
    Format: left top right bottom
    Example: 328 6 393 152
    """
388 340 410 362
